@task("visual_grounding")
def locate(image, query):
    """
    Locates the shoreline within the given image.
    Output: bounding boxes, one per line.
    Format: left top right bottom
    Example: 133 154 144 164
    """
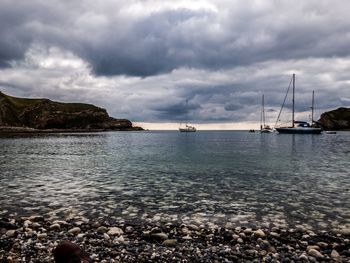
0 126 144 133
1 214 349 262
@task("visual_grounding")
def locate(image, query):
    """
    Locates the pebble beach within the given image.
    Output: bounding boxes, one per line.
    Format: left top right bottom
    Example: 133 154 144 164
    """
1 214 350 262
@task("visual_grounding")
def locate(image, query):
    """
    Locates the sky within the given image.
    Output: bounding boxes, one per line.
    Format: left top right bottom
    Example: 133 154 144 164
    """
1 0 350 130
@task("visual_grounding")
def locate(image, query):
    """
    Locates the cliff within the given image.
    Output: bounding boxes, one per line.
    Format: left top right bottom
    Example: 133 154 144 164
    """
0 91 142 132
319 107 350 130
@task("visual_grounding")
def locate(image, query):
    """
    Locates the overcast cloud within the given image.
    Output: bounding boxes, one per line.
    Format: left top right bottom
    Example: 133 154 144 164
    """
1 0 350 128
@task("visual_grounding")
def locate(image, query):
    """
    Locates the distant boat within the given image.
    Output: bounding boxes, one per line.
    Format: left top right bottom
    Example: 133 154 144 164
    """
179 100 196 132
179 125 196 132
260 94 274 133
275 74 322 134
326 131 337 134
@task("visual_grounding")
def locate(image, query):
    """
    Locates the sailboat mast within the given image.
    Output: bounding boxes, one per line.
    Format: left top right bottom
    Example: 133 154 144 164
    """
292 73 295 128
311 90 314 124
185 99 188 127
262 94 265 128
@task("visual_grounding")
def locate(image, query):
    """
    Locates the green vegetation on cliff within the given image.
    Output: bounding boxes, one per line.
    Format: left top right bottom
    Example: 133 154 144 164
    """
319 107 350 130
0 91 140 131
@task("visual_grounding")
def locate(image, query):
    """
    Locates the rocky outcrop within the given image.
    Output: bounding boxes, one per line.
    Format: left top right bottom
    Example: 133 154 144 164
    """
0 91 141 131
319 107 350 130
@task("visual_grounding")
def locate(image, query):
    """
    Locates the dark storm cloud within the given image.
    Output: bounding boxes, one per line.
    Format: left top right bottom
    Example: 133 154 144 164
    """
153 100 201 121
1 1 350 125
2 1 350 77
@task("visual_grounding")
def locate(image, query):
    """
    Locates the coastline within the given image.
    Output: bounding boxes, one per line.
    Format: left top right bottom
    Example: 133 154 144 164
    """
1 214 349 262
0 126 144 133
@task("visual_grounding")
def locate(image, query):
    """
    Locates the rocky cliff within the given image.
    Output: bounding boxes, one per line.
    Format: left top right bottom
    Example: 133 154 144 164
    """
0 91 141 131
319 107 350 130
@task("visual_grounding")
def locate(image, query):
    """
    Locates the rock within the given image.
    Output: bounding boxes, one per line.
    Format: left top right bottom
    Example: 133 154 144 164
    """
31 222 41 229
243 228 252 235
254 229 266 238
267 246 277 253
37 233 47 240
187 224 199 231
306 245 320 252
0 91 138 131
53 220 68 226
338 228 350 236
331 249 341 260
260 240 270 250
5 230 17 238
113 235 125 244
103 233 110 240
269 232 280 238
237 238 244 244
299 253 308 261
162 239 177 247
50 223 61 230
107 227 124 236
319 107 350 130
96 226 108 234
308 248 324 259
68 227 81 235
28 215 44 222
53 240 91 263
151 232 168 241
316 241 328 248
23 220 32 228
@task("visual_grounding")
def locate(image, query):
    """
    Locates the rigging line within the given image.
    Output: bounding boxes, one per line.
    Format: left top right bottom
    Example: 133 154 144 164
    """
274 75 293 128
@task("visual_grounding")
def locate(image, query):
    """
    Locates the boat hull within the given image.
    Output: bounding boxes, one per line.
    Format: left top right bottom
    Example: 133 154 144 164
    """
260 129 274 133
275 127 322 134
179 128 196 132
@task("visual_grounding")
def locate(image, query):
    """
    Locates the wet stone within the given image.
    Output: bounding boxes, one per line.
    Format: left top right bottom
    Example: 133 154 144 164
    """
308 248 324 259
68 227 81 235
162 239 177 247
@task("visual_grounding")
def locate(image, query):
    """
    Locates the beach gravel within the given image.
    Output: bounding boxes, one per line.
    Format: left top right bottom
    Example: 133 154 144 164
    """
0 215 350 262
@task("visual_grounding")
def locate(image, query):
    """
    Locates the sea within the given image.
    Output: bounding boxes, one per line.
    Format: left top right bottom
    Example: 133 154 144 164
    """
0 131 349 231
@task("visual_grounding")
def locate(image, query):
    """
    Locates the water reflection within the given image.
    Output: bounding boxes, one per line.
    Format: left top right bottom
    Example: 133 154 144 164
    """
0 131 349 230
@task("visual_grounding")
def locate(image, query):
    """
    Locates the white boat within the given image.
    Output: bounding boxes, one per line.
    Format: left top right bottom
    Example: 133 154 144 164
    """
179 125 196 132
179 99 196 132
275 74 322 134
260 94 274 133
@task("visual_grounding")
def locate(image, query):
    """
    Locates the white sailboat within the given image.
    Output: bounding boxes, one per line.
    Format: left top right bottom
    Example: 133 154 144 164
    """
179 100 196 132
260 94 273 133
275 74 322 134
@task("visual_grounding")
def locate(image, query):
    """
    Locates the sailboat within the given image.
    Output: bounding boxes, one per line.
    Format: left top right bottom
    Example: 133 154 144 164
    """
179 100 196 132
275 74 322 134
260 94 273 133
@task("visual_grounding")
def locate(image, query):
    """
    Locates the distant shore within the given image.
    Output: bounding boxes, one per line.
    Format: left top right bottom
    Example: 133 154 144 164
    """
0 126 143 133
1 214 349 262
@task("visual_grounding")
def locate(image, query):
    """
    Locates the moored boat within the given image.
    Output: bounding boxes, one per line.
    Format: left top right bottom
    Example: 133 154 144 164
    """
260 94 274 133
179 99 197 132
275 74 322 134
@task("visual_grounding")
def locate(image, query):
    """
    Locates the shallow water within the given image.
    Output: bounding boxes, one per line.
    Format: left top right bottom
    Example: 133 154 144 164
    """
0 131 349 230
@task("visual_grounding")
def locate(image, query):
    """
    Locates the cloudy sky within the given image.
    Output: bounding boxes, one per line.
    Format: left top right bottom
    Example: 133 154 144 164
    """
1 0 350 129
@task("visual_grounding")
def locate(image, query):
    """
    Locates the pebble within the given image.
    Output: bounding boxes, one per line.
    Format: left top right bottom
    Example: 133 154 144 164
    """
162 239 177 247
97 226 108 234
49 223 60 230
254 229 266 238
331 249 340 259
0 214 349 262
107 227 123 236
5 229 16 237
37 233 47 240
308 248 324 259
151 232 168 241
68 227 81 235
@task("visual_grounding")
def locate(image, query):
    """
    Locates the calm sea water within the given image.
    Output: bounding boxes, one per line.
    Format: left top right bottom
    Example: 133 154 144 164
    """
0 131 349 230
